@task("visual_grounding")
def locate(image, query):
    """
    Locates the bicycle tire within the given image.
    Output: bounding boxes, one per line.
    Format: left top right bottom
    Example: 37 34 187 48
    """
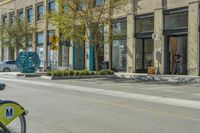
6 114 26 133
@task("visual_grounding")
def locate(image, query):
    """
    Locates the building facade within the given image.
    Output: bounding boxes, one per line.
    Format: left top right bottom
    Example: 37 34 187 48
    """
0 0 200 76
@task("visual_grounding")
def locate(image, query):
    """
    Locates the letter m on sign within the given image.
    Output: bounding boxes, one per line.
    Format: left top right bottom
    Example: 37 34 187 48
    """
5 106 14 119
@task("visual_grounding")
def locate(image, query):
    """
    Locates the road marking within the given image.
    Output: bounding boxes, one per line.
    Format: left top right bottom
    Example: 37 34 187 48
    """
1 78 200 110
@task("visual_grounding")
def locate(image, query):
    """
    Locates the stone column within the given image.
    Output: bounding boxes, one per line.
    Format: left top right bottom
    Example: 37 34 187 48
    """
154 0 164 74
188 0 199 76
68 40 73 69
104 24 111 69
43 0 48 70
32 3 36 52
126 1 135 73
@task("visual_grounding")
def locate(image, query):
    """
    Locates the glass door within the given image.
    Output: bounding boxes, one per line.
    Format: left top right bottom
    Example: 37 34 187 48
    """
167 35 187 75
136 38 154 73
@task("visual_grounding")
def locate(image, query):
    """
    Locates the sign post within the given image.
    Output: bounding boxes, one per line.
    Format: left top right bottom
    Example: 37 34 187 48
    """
49 34 59 68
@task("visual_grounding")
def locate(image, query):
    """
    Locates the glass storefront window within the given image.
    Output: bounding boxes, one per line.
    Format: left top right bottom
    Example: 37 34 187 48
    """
112 40 127 70
37 32 44 67
135 16 154 33
164 10 188 30
112 18 127 71
112 19 127 36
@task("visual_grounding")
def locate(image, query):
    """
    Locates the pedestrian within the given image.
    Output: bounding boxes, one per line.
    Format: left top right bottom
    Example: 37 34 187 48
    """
179 55 184 74
172 54 180 74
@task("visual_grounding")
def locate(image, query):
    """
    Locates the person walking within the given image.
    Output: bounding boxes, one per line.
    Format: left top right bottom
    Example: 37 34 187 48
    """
172 54 180 74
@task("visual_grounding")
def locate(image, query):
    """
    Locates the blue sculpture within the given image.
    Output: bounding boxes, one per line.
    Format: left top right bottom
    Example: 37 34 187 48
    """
16 51 41 73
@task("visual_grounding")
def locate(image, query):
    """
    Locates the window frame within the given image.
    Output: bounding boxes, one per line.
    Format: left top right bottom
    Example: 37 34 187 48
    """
36 3 44 21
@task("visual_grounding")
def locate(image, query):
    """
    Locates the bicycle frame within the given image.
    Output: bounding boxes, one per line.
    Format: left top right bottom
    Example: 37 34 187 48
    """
0 100 27 132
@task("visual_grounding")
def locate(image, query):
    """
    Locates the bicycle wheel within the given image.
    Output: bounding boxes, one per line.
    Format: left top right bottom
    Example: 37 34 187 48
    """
6 115 26 133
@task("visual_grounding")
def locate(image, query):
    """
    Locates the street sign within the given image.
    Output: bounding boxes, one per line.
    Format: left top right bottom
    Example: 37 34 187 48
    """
49 34 59 45
50 45 59 51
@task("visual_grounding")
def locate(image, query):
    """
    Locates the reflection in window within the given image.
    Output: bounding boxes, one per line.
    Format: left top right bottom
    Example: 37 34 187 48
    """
112 19 127 71
164 11 188 30
27 8 33 23
2 15 8 24
37 4 44 21
95 0 104 6
17 10 23 22
37 32 44 67
112 40 127 70
48 1 55 12
135 16 154 33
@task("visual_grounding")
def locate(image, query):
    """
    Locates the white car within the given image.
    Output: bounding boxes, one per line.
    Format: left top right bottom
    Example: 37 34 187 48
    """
0 60 18 72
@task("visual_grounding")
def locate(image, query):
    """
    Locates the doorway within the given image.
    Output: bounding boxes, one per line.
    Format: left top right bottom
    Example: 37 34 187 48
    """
136 38 154 73
167 35 187 75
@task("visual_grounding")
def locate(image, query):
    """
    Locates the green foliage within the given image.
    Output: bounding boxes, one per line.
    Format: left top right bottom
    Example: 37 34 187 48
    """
69 70 75 76
63 70 69 76
74 71 80 76
48 69 114 77
47 71 52 76
0 18 37 50
98 70 107 75
52 70 63 76
89 71 95 75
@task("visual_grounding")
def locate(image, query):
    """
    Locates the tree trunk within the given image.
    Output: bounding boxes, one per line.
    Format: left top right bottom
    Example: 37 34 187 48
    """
94 45 99 71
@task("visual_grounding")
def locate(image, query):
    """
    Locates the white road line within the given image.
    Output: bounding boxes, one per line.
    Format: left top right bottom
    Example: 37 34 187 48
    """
1 77 200 110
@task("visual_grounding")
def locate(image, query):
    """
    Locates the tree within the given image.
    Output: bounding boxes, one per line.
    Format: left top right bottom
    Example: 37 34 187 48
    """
0 17 37 52
47 0 128 71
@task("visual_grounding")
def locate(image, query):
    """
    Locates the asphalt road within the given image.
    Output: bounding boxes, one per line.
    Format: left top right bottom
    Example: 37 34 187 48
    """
0 76 200 133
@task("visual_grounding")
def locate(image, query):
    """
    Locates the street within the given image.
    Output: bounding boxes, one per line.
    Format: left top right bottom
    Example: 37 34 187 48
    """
0 76 200 133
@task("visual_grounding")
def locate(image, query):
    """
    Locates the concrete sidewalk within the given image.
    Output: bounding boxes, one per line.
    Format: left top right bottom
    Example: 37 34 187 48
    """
115 73 200 83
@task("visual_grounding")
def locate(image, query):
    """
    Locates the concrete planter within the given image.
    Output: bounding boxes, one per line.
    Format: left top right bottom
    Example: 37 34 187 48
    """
115 73 200 83
41 75 117 80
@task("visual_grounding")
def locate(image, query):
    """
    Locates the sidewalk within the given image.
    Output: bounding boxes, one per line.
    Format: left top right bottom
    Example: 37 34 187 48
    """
115 72 200 83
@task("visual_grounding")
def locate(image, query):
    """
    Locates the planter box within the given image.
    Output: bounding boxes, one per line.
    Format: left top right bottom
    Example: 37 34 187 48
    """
41 75 117 80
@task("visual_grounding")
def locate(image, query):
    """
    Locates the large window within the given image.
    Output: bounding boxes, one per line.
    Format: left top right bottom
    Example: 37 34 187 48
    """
112 18 127 71
27 7 33 23
2 15 8 24
9 12 15 24
17 10 23 22
37 32 44 46
164 8 188 30
37 4 44 21
48 0 55 12
135 14 154 33
37 32 44 67
95 0 104 6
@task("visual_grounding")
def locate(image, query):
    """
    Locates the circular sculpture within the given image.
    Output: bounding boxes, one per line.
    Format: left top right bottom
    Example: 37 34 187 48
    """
16 51 41 73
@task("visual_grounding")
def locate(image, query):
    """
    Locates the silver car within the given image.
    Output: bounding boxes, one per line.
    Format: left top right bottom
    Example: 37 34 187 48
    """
0 60 18 72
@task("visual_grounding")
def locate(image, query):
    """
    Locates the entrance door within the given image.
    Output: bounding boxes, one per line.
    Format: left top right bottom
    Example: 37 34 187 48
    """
167 35 187 75
136 38 154 73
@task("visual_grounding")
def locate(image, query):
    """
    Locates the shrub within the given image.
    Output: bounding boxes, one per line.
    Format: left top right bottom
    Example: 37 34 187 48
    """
74 71 80 76
98 70 107 75
84 70 89 75
47 71 52 76
106 70 114 75
69 70 74 76
63 70 69 76
89 71 95 75
52 70 63 77
79 70 86 76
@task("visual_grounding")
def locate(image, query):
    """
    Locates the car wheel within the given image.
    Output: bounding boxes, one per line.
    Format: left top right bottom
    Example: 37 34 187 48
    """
3 68 11 72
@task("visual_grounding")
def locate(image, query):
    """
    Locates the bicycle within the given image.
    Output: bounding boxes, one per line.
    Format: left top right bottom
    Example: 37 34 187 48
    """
0 82 27 133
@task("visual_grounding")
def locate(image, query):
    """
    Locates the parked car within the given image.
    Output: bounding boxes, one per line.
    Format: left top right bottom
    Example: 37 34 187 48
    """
0 60 18 72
